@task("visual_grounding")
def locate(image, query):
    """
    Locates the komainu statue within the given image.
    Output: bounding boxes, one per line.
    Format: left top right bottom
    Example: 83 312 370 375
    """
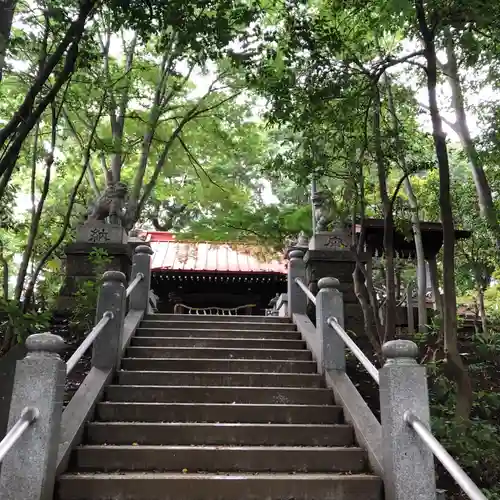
86 182 128 225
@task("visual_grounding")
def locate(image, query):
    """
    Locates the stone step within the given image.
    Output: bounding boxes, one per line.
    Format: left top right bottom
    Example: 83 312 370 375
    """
121 358 317 373
86 422 354 447
135 327 301 339
57 472 382 500
125 346 312 361
105 385 333 405
140 320 297 332
73 445 367 473
117 370 324 388
131 336 306 349
144 314 292 324
96 402 342 424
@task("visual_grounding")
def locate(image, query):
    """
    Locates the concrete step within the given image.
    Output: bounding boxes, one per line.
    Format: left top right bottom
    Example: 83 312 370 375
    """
121 358 317 373
140 320 297 332
105 385 333 405
117 370 324 388
135 327 301 339
57 472 382 500
131 336 306 349
86 422 354 447
96 402 342 424
125 346 312 361
73 445 367 473
144 313 292 324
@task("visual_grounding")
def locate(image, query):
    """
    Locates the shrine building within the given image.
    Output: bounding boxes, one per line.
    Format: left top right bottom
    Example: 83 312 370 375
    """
142 232 287 315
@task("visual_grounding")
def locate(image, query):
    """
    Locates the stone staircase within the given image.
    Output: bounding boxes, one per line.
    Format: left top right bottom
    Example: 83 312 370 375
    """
56 314 382 500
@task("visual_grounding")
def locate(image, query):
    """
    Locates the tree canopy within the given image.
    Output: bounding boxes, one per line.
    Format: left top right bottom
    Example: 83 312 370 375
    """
2 0 500 496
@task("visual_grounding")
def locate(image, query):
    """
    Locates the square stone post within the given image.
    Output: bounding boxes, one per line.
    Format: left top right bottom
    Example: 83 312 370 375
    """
287 249 307 317
92 271 126 371
316 277 345 372
379 340 437 500
0 333 66 500
129 245 154 311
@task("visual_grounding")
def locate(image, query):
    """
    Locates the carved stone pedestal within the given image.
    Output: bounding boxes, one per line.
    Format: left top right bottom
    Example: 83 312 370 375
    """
56 223 133 313
304 247 370 335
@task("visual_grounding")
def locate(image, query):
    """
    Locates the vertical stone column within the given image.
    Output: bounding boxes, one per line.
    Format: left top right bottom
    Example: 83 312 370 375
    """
316 277 345 372
0 333 66 500
379 340 436 500
129 245 154 312
287 249 307 317
92 271 126 371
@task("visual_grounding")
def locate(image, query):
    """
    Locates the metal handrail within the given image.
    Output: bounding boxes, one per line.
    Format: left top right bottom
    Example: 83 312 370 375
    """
294 277 317 305
327 316 380 384
126 272 144 298
66 311 113 375
404 412 487 500
0 407 39 463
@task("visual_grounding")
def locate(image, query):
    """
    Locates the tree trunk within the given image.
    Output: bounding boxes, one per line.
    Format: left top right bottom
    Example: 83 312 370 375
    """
477 286 487 336
0 240 8 299
406 179 428 332
14 153 52 303
0 0 16 82
443 29 500 249
384 74 428 332
373 87 396 344
428 257 442 315
22 90 106 311
416 0 473 421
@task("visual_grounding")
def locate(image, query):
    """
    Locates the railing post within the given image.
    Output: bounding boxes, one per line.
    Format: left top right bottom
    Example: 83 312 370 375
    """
316 277 345 372
379 340 437 500
92 270 126 371
130 245 154 311
287 249 307 316
0 333 66 500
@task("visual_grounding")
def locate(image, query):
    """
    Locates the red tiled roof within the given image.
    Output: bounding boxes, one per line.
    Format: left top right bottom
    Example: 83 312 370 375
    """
146 233 286 274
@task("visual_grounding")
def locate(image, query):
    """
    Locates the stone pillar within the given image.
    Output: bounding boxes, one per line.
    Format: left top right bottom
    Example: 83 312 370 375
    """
0 333 66 500
276 293 288 317
92 271 126 371
287 250 307 317
379 340 436 500
129 245 154 311
316 277 345 372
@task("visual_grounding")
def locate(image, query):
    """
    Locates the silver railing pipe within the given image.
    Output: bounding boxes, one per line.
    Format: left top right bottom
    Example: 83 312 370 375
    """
66 311 114 375
404 412 487 500
126 272 144 298
327 316 379 384
294 277 317 305
0 407 39 463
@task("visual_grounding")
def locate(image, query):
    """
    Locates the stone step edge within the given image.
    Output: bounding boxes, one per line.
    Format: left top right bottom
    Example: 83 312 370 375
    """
87 422 349 429
98 402 338 409
77 445 363 452
136 328 299 333
107 385 329 392
127 347 308 353
133 336 304 341
118 369 321 375
122 358 315 363
117 369 322 379
59 472 378 480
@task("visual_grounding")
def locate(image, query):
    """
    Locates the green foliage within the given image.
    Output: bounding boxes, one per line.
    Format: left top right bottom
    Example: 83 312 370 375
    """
422 332 500 496
70 248 112 336
0 298 51 351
